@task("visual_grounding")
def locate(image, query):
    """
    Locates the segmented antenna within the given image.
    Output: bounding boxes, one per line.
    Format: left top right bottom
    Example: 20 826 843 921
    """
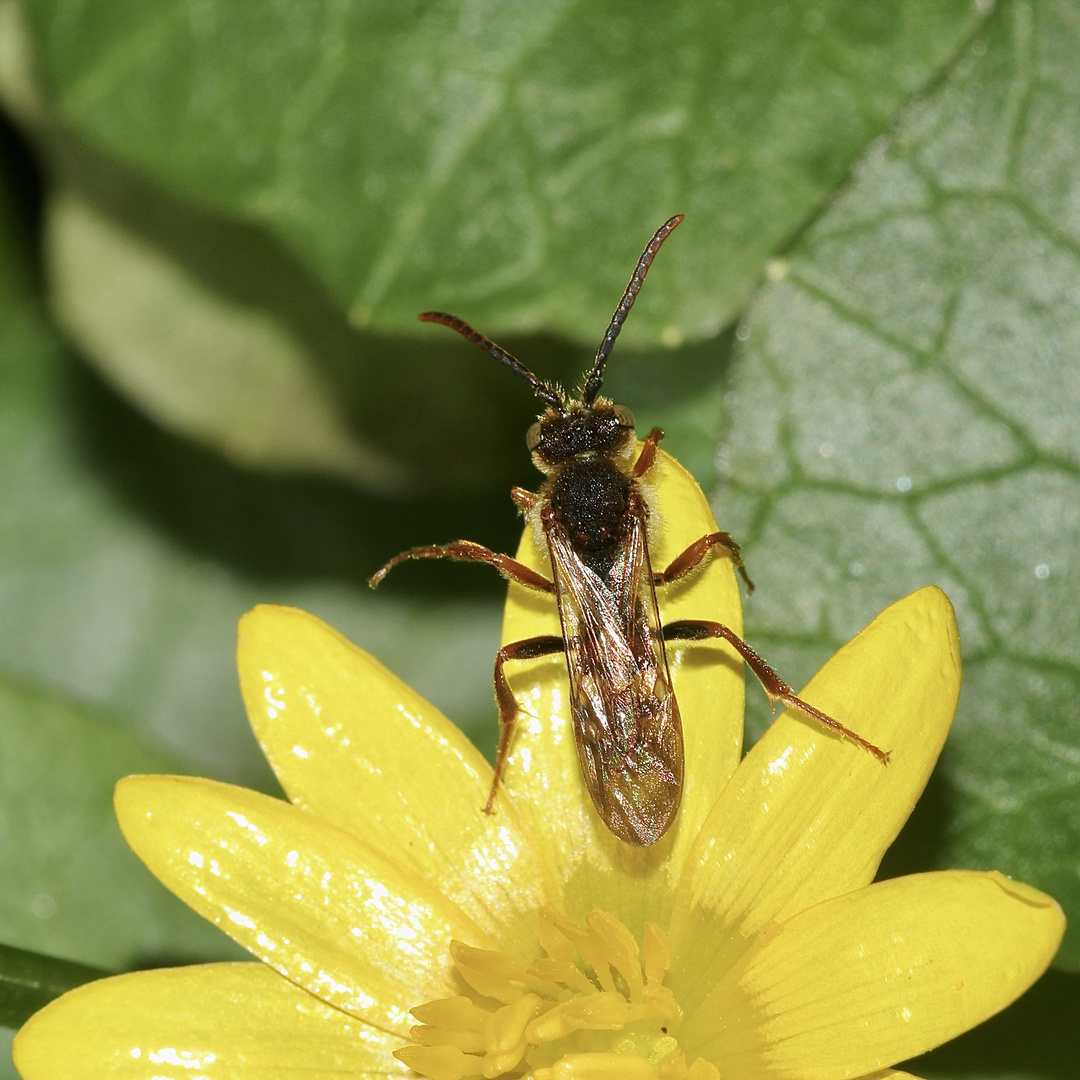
582 214 684 405
419 311 565 412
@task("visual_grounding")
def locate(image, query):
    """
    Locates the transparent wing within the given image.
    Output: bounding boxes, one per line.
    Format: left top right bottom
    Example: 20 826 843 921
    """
545 506 684 846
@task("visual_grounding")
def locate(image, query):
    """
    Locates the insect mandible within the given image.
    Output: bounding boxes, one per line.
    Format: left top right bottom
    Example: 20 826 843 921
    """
370 215 888 846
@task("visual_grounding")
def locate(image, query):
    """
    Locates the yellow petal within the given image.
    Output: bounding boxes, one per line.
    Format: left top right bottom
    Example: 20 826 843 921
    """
14 962 405 1079
687 870 1064 1080
237 604 558 934
115 775 483 1035
500 448 745 916
670 587 960 997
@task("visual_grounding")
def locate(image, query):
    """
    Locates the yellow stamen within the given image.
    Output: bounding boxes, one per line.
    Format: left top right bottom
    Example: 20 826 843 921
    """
412 995 488 1032
395 1043 479 1080
485 993 543 1074
449 941 532 1004
395 906 718 1080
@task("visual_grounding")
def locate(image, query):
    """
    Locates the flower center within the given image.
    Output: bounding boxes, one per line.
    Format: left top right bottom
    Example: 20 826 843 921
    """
394 905 718 1080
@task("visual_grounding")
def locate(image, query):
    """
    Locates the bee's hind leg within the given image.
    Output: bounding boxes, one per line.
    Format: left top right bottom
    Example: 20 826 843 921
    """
662 619 888 763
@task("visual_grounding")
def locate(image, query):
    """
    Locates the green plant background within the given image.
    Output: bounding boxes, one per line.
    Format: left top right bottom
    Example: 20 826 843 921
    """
1 1 1077 1077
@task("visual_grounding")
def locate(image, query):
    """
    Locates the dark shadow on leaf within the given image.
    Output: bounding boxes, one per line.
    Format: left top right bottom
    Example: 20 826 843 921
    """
0 106 45 290
64 353 530 599
875 761 954 881
903 968 1080 1080
52 129 592 496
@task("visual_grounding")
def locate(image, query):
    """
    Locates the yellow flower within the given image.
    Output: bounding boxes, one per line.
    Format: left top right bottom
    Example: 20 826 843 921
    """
14 451 1063 1080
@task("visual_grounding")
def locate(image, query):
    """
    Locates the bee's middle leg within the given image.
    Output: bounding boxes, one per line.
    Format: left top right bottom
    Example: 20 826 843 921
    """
487 635 565 813
654 533 754 592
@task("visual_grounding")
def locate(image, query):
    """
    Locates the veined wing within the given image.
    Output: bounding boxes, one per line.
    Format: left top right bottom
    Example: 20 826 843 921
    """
544 507 684 845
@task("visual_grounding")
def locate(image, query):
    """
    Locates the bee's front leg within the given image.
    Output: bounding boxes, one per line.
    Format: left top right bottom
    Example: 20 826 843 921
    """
369 539 555 592
632 427 665 477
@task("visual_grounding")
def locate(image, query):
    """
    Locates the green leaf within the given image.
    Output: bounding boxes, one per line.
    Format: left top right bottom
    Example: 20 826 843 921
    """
0 944 106 1029
23 0 981 342
0 677 238 968
46 186 410 491
0 1 567 495
0 126 508 797
720 0 1080 967
34 167 576 496
0 1029 14 1080
0 311 507 784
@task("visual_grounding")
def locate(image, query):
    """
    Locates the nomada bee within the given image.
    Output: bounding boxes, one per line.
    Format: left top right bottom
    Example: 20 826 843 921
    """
371 215 888 846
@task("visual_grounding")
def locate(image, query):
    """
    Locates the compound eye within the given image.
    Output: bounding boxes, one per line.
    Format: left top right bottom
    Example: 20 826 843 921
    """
613 405 636 430
526 421 543 452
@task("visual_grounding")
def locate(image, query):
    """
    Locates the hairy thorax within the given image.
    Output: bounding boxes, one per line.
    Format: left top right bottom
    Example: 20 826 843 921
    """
547 457 633 577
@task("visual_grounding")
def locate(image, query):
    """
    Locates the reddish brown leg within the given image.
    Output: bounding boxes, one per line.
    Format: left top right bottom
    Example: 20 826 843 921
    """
511 486 539 510
662 619 889 763
369 540 554 592
654 532 755 593
487 635 565 812
632 427 665 477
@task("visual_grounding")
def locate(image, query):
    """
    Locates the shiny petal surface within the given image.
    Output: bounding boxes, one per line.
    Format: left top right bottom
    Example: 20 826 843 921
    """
238 604 558 937
670 587 959 997
501 448 744 925
687 871 1064 1080
13 962 406 1079
115 775 483 1035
